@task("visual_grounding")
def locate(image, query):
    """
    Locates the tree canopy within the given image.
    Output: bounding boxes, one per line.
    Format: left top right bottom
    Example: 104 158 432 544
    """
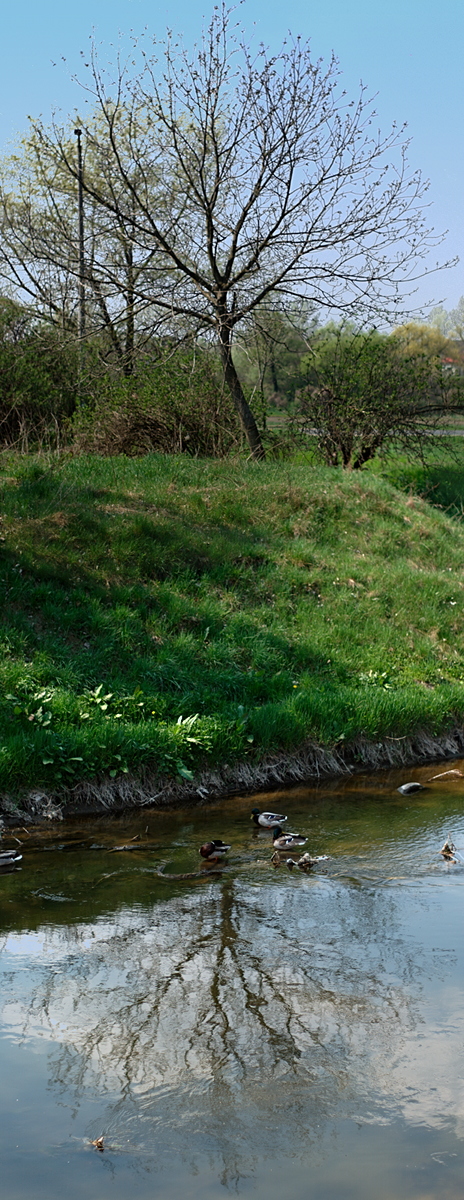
0 5 447 457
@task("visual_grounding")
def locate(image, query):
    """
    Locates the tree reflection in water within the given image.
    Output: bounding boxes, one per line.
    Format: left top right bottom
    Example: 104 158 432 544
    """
0 873 430 1181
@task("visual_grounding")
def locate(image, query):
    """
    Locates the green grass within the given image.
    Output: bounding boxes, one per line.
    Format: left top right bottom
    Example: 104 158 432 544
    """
1 450 464 797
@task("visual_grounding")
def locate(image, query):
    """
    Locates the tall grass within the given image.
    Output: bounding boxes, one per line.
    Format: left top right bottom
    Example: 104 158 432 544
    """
1 451 464 796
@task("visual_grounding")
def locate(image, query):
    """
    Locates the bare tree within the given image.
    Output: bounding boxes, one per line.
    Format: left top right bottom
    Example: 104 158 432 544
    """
4 873 422 1174
1 5 445 457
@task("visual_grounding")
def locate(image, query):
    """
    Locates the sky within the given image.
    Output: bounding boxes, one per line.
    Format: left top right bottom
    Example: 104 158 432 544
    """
1 0 463 314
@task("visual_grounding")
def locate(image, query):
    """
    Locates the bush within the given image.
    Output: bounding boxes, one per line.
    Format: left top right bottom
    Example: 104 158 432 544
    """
293 329 463 469
0 299 79 448
72 351 241 457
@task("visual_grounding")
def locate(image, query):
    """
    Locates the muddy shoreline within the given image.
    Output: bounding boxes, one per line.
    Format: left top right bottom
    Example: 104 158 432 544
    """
2 725 464 827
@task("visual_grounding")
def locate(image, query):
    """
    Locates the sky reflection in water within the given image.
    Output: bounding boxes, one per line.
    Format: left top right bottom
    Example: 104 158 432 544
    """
1 767 464 1198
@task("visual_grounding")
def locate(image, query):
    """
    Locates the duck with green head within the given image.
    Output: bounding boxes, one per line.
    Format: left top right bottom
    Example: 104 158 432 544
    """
251 808 288 829
272 827 307 851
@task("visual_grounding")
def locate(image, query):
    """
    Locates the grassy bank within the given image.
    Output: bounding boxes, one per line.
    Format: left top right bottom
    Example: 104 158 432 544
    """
1 451 464 804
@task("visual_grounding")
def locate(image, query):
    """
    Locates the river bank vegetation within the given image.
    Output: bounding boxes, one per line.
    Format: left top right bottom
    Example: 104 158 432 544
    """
2 450 464 804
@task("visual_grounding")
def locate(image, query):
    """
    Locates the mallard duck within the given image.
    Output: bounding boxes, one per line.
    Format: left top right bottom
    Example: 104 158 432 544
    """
0 850 22 865
251 807 288 829
440 835 464 863
272 827 307 851
199 840 231 863
296 852 317 871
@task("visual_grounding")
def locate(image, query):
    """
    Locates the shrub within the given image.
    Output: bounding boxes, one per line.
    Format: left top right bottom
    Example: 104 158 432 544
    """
293 329 463 469
0 299 79 448
72 351 241 457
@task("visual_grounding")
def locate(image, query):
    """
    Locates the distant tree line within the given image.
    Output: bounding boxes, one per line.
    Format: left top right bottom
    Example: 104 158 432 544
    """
428 297 464 344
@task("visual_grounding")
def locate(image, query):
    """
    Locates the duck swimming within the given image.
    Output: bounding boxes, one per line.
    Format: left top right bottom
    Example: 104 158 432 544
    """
272 827 307 851
0 849 22 865
199 840 231 863
286 853 317 872
440 836 464 863
0 850 22 873
251 808 288 829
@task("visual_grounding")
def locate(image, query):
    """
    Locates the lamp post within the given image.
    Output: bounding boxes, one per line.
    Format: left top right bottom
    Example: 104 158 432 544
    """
74 128 85 383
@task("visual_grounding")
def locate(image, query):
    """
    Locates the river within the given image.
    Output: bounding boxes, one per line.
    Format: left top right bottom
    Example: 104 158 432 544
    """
1 762 464 1198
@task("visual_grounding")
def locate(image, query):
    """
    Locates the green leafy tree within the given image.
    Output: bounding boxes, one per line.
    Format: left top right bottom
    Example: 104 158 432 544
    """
428 298 464 346
0 113 170 377
295 329 463 469
391 322 461 361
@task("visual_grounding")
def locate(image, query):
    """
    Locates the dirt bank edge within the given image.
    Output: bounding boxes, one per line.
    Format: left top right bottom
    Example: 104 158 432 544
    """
2 725 464 826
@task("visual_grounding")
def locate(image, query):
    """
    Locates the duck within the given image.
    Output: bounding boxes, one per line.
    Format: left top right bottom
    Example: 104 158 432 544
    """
286 857 302 871
290 852 317 871
272 827 307 851
440 835 464 864
199 840 231 863
251 807 288 829
287 851 329 872
0 849 22 865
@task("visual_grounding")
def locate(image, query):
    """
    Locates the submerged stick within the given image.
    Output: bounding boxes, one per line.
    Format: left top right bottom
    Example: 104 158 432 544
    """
109 843 155 852
428 769 464 781
155 867 226 880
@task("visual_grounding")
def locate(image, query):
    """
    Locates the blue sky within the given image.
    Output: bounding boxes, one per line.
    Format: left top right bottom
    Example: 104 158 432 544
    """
1 0 462 312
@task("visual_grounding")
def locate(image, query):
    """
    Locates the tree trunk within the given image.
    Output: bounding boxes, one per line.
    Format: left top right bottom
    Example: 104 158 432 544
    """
218 324 265 460
123 239 135 377
269 353 279 396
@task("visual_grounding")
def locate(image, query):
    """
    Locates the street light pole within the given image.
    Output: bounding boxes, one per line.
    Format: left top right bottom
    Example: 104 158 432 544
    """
74 128 85 382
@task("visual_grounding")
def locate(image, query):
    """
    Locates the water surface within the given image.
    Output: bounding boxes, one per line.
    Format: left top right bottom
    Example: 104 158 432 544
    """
2 762 464 1198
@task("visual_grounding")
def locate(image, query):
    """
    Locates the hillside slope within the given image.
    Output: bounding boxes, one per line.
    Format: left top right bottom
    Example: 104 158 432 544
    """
1 453 464 803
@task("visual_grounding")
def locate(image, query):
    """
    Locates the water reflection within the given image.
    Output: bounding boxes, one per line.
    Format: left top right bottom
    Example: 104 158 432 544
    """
0 876 438 1153
2 777 464 1196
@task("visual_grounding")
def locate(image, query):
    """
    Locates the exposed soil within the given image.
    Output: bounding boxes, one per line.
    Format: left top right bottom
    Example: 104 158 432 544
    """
3 725 464 827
